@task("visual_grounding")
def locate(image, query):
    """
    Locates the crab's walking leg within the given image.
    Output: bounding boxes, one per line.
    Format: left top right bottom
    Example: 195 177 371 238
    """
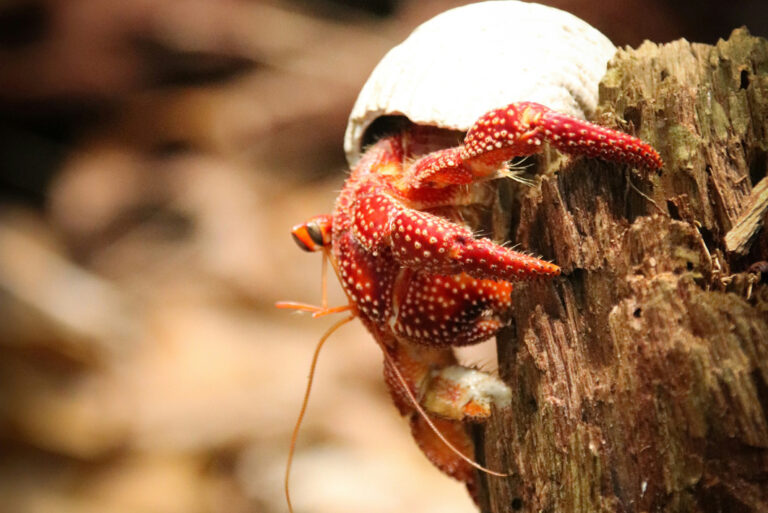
410 414 479 500
379 334 510 500
389 206 561 281
381 330 511 421
404 101 663 188
350 188 559 282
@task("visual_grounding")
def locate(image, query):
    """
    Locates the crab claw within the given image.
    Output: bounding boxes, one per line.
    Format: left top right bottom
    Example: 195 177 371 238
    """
422 365 512 421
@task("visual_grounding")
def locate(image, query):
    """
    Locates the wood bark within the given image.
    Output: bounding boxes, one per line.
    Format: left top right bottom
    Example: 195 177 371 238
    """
476 29 768 513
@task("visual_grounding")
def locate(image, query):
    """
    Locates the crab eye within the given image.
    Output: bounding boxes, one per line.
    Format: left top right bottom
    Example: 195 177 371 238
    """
290 215 332 252
291 224 319 252
305 222 326 247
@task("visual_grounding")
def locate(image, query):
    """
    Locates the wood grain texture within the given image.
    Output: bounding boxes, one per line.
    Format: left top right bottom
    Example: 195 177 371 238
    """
477 29 768 513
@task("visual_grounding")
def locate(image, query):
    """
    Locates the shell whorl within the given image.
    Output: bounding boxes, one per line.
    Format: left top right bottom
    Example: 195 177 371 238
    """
344 1 616 166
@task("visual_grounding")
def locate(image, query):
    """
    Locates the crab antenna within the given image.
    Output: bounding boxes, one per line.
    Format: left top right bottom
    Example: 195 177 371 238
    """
321 249 328 309
275 249 352 318
285 314 355 513
378 344 509 478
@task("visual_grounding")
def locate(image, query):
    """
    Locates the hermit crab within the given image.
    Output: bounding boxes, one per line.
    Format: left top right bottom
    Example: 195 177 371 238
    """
279 1 662 509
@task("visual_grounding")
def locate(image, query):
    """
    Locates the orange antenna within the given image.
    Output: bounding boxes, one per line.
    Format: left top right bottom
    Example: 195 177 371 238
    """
321 249 328 309
285 314 354 513
276 249 352 318
275 301 351 318
378 344 509 478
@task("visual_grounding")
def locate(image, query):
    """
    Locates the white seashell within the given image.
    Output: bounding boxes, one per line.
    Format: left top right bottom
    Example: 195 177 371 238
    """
344 1 616 166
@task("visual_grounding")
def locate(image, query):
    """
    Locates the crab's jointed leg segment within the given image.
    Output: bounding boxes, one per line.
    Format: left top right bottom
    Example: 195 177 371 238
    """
389 207 561 281
391 270 512 347
404 101 663 190
487 102 664 170
380 337 511 497
349 182 560 282
410 414 476 484
381 340 511 424
402 147 472 189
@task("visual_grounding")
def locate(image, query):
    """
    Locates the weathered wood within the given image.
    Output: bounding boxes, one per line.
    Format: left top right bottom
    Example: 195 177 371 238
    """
479 29 768 513
726 176 768 254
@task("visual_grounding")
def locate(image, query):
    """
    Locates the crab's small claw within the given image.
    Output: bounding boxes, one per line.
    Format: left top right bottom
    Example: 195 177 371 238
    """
381 339 510 501
422 365 511 421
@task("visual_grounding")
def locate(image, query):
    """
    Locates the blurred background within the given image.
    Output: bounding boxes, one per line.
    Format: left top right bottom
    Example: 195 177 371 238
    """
0 1 766 512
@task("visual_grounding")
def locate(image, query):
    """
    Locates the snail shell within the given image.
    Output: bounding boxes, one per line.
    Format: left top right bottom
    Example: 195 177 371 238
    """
344 1 616 166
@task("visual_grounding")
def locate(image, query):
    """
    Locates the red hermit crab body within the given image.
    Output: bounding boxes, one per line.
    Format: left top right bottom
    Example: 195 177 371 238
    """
288 101 662 499
280 2 665 508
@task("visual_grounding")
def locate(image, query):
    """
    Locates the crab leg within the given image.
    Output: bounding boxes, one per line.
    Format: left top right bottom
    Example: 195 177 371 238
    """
380 334 510 500
404 101 663 188
389 206 560 281
349 183 560 282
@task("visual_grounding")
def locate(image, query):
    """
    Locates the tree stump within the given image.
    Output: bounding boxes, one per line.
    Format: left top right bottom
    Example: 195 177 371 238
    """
477 28 768 513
